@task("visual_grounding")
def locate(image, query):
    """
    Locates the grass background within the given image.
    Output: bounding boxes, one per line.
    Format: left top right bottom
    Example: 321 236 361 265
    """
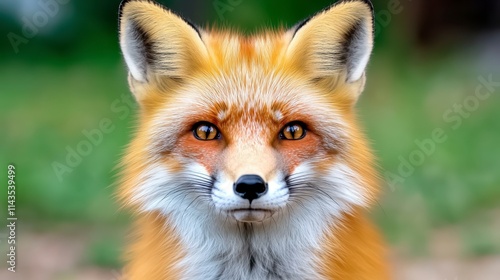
1 0 499 276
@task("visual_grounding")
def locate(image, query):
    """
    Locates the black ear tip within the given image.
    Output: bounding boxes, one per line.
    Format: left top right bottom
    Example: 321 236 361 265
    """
119 0 136 18
358 0 374 13
291 0 374 39
117 0 202 39
337 0 374 35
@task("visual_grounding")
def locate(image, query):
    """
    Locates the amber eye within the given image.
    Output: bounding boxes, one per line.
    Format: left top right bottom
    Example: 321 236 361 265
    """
193 122 220 141
280 122 306 140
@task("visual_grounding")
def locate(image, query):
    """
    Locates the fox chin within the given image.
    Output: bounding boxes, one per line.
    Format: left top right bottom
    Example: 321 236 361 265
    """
117 0 389 279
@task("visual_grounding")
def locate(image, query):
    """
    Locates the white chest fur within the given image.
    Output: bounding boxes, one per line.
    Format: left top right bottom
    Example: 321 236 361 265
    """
176 218 325 280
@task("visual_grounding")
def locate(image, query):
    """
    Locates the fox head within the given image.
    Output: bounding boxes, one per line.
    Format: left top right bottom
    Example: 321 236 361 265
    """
118 0 378 226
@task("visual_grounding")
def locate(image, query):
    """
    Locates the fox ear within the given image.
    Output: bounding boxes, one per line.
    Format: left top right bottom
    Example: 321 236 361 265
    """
119 0 207 83
286 0 374 83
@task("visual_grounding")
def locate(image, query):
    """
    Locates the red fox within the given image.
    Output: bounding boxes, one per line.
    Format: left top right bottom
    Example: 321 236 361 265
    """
117 0 389 279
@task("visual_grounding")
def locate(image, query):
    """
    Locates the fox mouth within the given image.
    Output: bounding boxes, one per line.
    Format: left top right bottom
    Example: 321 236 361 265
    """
229 208 274 222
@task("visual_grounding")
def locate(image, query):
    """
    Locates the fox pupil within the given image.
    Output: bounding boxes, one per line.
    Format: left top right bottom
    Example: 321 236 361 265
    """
201 126 211 139
290 126 298 138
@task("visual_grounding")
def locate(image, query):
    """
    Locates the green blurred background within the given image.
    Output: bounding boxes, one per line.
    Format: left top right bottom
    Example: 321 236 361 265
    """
1 0 499 279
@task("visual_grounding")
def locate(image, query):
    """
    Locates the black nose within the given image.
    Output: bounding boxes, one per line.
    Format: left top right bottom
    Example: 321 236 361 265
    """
234 175 268 202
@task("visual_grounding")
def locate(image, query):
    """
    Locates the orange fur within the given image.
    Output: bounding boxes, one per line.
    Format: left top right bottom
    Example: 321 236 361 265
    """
123 212 183 279
118 0 389 279
319 208 390 279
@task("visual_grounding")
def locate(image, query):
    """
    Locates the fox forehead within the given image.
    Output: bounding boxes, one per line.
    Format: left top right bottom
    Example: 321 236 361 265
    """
201 31 290 70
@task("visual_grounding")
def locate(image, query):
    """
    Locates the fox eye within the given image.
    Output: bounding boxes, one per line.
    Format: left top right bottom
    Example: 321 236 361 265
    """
193 122 220 141
280 122 306 140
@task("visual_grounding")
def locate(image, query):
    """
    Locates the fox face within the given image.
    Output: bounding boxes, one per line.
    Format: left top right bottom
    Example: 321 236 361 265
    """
119 0 384 279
